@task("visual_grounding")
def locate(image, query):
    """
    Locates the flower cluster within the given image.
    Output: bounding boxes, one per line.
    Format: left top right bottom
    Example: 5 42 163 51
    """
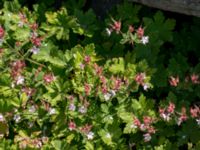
190 106 200 125
10 60 26 85
159 102 175 121
16 136 48 149
133 116 156 142
135 72 150 90
106 19 121 35
169 73 200 87
106 19 149 45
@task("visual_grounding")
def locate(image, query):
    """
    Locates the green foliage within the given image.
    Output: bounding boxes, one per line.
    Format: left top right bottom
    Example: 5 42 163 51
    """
0 0 199 149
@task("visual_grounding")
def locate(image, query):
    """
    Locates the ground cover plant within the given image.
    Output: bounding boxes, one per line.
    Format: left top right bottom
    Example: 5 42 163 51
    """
0 0 200 149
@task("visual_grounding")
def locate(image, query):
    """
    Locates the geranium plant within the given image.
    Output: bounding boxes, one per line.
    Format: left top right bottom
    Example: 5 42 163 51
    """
0 0 200 149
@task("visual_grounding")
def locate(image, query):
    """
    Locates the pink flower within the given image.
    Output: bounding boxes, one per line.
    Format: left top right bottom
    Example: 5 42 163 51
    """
137 27 144 38
101 85 107 94
147 126 156 134
84 56 91 64
114 78 122 90
169 76 179 87
177 107 188 125
133 118 141 127
190 74 199 84
159 107 171 121
143 116 153 125
167 102 175 113
190 106 199 118
68 121 76 131
94 63 103 76
0 26 5 38
30 23 38 31
80 124 92 134
32 37 42 47
43 73 54 84
84 83 91 96
22 87 36 97
100 76 106 84
135 73 146 86
111 20 121 34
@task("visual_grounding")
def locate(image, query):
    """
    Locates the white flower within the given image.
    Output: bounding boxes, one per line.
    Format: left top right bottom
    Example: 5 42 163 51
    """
16 76 24 85
143 133 151 142
110 90 116 97
131 124 137 129
106 28 112 36
143 84 149 91
106 133 111 138
30 46 40 54
49 108 56 115
78 106 87 114
140 124 146 131
69 103 76 111
104 93 111 101
13 114 21 123
0 114 4 122
196 118 200 125
161 113 171 122
141 36 149 45
87 131 94 140
29 105 36 113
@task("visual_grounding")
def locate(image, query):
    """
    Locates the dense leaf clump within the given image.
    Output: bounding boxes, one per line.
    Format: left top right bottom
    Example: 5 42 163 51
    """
0 0 200 149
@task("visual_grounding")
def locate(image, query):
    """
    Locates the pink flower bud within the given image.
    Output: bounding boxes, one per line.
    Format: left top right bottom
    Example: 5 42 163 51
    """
133 118 141 127
190 74 199 84
43 73 54 84
167 102 175 113
135 73 146 86
137 27 144 38
169 76 179 87
68 121 76 131
111 20 121 34
0 26 5 39
84 83 91 96
190 106 199 118
84 56 91 64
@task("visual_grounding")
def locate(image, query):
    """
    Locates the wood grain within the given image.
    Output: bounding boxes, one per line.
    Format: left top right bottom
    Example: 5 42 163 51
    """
129 0 200 17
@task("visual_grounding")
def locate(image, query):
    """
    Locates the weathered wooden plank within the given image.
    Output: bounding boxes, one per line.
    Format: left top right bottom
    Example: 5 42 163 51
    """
129 0 200 17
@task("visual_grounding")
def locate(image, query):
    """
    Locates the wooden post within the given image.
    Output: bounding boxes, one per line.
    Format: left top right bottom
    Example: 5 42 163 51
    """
129 0 200 17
